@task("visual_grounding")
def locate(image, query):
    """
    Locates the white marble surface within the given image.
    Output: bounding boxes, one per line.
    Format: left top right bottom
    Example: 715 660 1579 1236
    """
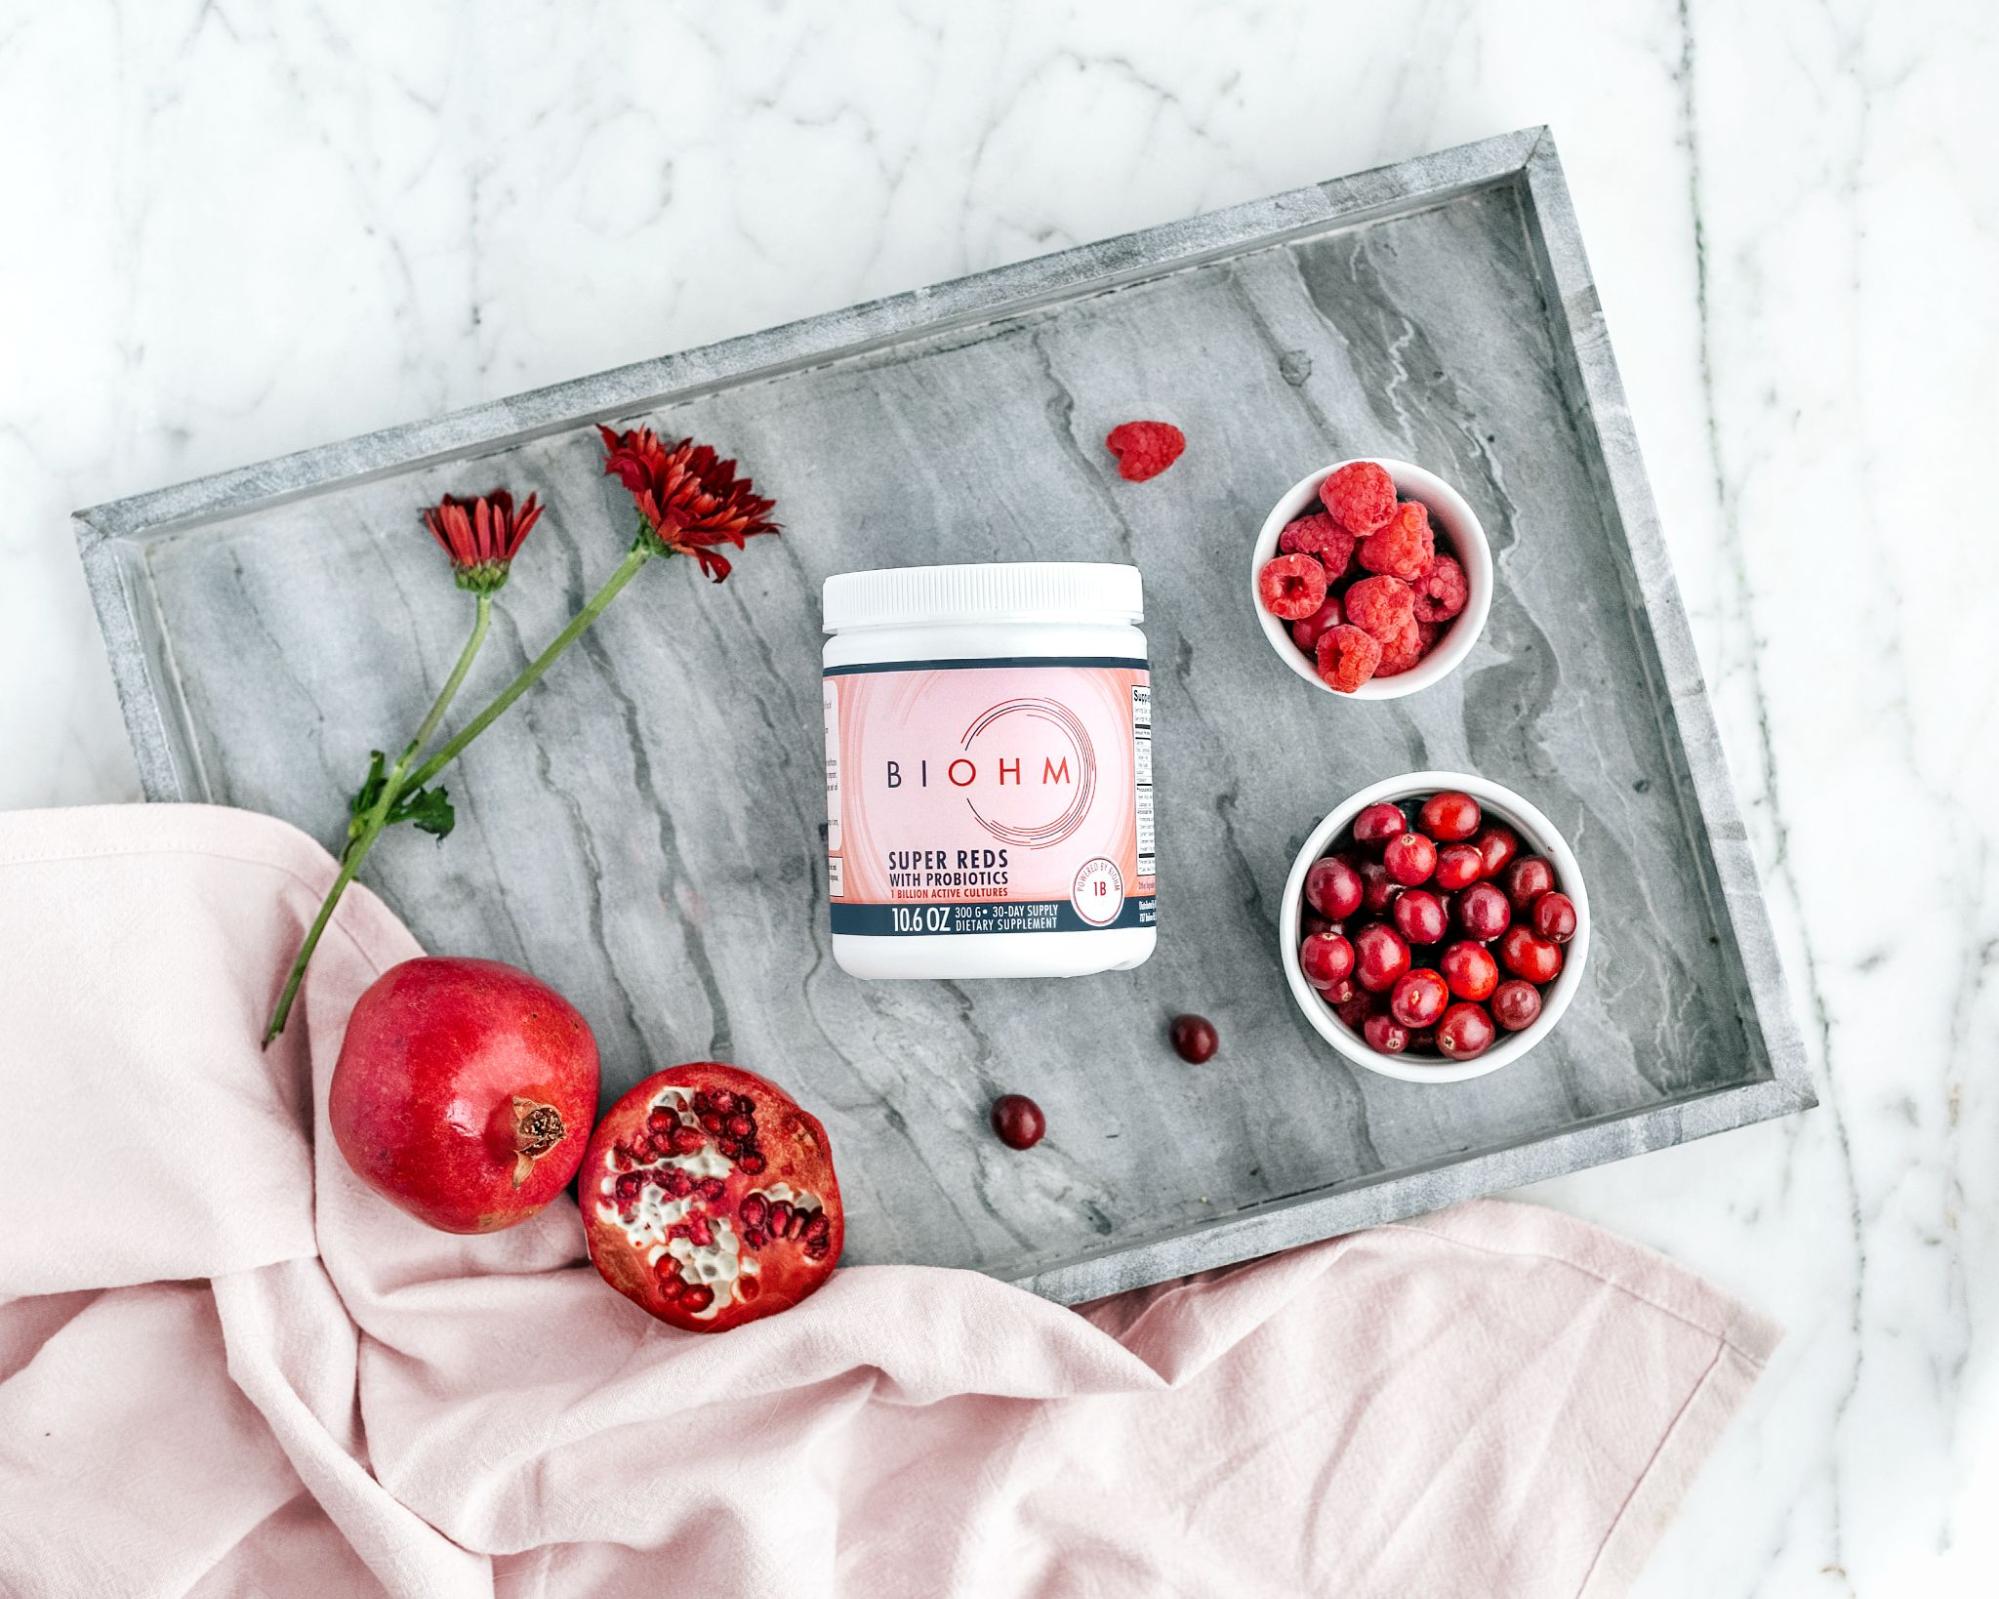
1 2 1992 1593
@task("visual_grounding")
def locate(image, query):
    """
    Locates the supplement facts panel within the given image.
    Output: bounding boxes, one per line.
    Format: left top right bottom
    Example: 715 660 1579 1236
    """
1133 683 1154 884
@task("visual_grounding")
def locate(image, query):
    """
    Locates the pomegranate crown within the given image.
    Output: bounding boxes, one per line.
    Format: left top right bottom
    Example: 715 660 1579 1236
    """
596 424 780 582
421 489 544 593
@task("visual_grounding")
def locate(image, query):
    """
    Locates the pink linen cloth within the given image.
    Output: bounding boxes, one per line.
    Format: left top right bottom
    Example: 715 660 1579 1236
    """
0 804 1777 1598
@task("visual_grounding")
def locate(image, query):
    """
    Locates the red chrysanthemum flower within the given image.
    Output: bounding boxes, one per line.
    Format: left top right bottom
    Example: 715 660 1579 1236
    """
421 489 544 593
597 424 780 582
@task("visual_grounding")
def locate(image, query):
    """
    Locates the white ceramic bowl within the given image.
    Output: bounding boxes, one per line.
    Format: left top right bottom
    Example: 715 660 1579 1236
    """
1248 458 1492 700
1278 770 1590 1083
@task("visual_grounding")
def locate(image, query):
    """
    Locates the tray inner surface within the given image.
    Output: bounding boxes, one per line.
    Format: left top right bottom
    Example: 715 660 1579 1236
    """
124 172 1769 1286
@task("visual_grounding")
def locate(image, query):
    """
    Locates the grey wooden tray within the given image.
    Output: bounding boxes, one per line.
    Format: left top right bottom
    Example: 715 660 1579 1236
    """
77 127 1812 1301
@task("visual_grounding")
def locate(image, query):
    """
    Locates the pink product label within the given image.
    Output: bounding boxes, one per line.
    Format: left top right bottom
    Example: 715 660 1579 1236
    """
824 659 1156 937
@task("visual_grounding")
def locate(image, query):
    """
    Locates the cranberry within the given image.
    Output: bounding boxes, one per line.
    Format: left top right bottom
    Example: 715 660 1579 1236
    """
1383 831 1438 887
1438 940 1499 1002
1532 891 1578 944
1497 926 1563 985
1333 991 1373 1030
1434 843 1483 892
1418 791 1481 842
1358 858 1402 914
1490 979 1542 1032
1352 802 1407 850
1298 931 1355 989
1169 1013 1219 1064
1352 923 1412 993
1392 889 1448 946
1290 597 1344 655
1305 855 1364 921
1320 976 1357 1008
1436 1002 1496 1061
990 1094 1046 1150
1389 968 1450 1029
1473 824 1519 880
1455 881 1512 942
1301 909 1335 939
1361 1012 1410 1055
1502 855 1556 910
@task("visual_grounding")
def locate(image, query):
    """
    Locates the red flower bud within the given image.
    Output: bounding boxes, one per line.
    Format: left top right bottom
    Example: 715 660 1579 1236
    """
421 489 543 592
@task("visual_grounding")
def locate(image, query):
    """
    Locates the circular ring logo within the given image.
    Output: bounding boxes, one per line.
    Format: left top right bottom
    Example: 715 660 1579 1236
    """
1071 857 1125 926
961 697 1098 850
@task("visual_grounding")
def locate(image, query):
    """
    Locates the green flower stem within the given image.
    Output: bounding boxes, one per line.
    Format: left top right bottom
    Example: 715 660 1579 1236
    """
402 543 653 793
262 593 494 1045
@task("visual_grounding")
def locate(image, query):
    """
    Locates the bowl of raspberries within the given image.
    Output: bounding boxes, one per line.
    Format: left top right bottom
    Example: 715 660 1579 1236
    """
1279 772 1589 1082
1250 458 1490 698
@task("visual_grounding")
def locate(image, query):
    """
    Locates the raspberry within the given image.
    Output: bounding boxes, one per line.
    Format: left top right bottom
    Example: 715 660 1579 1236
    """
1315 624 1382 693
1104 420 1186 482
1416 619 1443 653
1278 512 1357 579
1290 595 1343 654
1357 501 1435 582
1342 575 1416 643
1319 461 1397 535
1375 617 1424 676
1411 553 1469 622
1257 553 1329 621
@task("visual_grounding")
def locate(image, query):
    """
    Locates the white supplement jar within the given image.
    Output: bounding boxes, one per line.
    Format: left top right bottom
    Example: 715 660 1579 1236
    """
822 562 1157 980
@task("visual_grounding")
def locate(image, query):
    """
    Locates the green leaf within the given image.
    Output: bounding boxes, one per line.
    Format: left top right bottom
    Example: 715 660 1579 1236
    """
389 784 455 841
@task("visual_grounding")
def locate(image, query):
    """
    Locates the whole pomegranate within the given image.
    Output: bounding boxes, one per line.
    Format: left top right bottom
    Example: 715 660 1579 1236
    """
329 957 599 1233
582 1062 844 1333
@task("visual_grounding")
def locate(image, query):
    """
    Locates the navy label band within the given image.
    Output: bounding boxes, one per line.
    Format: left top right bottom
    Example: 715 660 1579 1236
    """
824 656 1149 677
830 899 1156 936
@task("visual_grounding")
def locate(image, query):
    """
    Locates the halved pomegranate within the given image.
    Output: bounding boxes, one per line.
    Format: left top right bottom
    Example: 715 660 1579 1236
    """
329 956 599 1233
581 1062 844 1333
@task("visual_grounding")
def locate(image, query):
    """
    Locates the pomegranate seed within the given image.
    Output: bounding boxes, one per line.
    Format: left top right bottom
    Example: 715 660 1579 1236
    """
1391 889 1448 946
738 1152 767 1175
1305 855 1365 921
666 1168 694 1198
1352 802 1407 850
1383 831 1438 887
670 1124 705 1153
1352 923 1412 993
1491 980 1543 1032
1473 825 1519 880
738 1194 768 1230
1436 1002 1496 1061
1169 1013 1220 1064
687 1214 714 1248
1389 969 1450 1029
680 1281 715 1312
614 1174 641 1203
767 1200 794 1237
1361 1012 1410 1054
1498 927 1563 985
1418 791 1482 841
1434 843 1483 893
697 1177 726 1202
1455 882 1512 942
1502 856 1556 910
1532 891 1578 944
1299 931 1355 989
646 1109 674 1133
991 1094 1046 1150
1438 941 1499 1002
805 1214 832 1247
727 1114 753 1138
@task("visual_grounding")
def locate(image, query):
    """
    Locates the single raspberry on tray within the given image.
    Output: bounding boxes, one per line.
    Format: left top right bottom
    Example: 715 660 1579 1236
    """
1343 574 1417 643
1358 501 1435 582
1375 617 1425 676
1104 420 1186 482
1278 512 1358 580
1319 461 1397 535
1411 553 1469 622
1315 624 1383 693
1258 552 1329 621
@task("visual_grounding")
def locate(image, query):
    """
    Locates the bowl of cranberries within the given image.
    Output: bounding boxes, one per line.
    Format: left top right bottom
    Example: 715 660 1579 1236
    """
1279 772 1588 1082
1250 458 1492 699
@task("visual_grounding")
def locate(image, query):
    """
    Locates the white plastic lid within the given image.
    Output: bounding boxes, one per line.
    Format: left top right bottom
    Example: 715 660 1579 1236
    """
822 562 1143 632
